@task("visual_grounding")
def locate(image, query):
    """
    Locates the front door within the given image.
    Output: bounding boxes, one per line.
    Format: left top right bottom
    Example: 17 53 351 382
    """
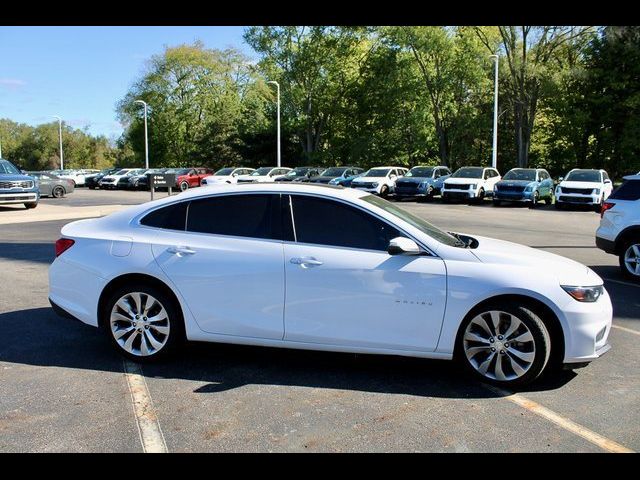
283 194 447 351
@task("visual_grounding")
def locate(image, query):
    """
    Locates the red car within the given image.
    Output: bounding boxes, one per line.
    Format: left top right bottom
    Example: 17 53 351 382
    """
166 167 214 191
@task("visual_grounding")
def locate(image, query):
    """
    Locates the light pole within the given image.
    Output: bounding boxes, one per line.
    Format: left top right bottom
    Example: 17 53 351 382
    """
134 100 149 170
267 81 281 167
490 54 499 170
52 116 64 170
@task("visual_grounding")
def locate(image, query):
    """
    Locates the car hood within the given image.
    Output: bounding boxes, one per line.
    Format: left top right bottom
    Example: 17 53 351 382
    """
497 179 536 187
352 176 386 183
559 180 600 189
0 174 35 182
396 177 430 184
445 177 482 184
468 234 602 285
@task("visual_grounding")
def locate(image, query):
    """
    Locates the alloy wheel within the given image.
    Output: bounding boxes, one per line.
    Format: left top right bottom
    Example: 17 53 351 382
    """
110 292 171 357
463 310 536 382
624 244 640 277
53 186 64 198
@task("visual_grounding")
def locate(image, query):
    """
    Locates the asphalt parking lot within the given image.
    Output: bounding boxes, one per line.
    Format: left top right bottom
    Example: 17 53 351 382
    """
0 189 638 452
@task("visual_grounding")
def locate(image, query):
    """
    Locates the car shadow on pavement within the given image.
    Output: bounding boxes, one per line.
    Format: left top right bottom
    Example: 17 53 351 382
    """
0 243 54 264
589 266 640 321
0 306 578 400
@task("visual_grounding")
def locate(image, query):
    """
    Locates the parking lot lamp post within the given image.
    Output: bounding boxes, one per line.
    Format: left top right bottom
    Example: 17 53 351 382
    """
52 116 64 170
267 81 281 167
490 54 499 170
134 100 149 171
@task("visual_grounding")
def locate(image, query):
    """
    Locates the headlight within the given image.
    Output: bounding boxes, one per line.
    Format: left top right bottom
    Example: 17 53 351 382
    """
561 285 604 302
593 188 600 195
556 186 562 194
372 182 379 187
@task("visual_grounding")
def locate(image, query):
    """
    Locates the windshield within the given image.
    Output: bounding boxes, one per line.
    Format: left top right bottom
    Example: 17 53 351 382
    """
566 170 601 183
503 169 537 181
362 195 460 247
287 168 309 176
452 167 484 179
406 167 434 178
214 168 234 176
252 167 273 176
0 160 21 175
321 167 347 177
364 168 391 178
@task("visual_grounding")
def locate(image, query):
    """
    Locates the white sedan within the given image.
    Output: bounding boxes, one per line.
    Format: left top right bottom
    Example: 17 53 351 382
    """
49 184 612 386
201 167 256 186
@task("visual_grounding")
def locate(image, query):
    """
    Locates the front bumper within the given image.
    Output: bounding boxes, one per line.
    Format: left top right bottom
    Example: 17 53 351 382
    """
442 189 475 200
556 193 599 205
595 235 617 255
0 191 39 204
352 185 381 194
494 191 534 202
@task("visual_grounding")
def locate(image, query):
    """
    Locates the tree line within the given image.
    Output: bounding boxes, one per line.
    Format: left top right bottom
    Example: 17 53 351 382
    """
2 26 639 179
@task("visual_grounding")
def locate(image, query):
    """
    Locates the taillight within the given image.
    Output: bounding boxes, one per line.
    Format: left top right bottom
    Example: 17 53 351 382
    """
55 238 75 257
601 201 615 218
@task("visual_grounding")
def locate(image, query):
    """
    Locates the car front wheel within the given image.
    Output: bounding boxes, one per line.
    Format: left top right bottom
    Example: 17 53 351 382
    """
52 186 65 198
620 239 640 282
458 302 551 386
380 185 389 198
179 181 189 192
103 284 184 362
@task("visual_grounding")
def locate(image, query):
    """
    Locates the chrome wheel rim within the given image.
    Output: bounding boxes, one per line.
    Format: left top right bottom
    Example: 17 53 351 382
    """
110 292 170 356
624 244 640 277
180 182 189 191
463 310 536 381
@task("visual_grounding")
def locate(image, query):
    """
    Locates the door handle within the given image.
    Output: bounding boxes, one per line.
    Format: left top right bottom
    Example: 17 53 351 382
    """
290 256 323 268
167 246 196 256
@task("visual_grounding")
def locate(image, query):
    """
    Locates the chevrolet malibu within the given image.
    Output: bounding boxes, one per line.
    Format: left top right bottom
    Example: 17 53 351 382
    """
49 184 612 386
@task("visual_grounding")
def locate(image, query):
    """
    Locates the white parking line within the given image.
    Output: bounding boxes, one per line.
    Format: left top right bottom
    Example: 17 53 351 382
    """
483 384 635 453
123 360 168 453
612 324 640 336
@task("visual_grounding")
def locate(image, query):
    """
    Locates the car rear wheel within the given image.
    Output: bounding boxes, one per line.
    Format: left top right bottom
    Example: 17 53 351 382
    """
52 186 65 198
179 181 189 192
620 239 640 282
457 302 551 386
103 284 184 362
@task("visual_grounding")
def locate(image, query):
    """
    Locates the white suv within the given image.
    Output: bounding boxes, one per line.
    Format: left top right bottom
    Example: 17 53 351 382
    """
596 174 640 281
442 166 501 203
555 169 613 212
236 167 292 183
350 166 408 198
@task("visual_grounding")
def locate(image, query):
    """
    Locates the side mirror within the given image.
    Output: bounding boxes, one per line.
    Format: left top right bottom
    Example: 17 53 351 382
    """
388 237 421 256
604 179 612 184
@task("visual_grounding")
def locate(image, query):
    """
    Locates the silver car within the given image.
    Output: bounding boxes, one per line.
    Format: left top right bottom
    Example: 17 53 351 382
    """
30 172 75 198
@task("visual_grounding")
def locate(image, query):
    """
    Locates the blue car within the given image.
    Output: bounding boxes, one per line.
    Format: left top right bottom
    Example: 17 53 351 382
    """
0 158 39 209
393 165 452 201
329 172 364 187
493 168 554 208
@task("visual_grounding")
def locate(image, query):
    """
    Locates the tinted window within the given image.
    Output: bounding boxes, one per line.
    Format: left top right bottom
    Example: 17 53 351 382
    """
291 195 401 251
566 170 601 182
187 194 278 240
610 180 640 201
140 201 188 231
452 167 483 179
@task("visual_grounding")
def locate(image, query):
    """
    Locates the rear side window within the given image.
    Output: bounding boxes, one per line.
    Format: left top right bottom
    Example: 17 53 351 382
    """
140 201 188 231
186 194 279 240
290 195 401 251
610 180 640 201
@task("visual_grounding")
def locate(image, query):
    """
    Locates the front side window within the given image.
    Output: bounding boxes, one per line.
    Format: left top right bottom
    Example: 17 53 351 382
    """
290 195 401 251
186 194 278 240
566 170 602 183
452 167 484 179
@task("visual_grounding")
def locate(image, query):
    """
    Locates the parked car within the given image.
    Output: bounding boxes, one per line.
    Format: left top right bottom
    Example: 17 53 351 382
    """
86 168 119 189
351 167 408 198
236 167 292 183
596 174 640 281
393 166 452 201
493 168 554 208
29 172 75 198
442 166 501 204
125 169 167 190
328 171 365 187
555 169 613 212
49 183 612 386
306 167 365 184
0 158 39 209
201 168 256 186
99 169 146 189
274 166 323 182
55 169 97 187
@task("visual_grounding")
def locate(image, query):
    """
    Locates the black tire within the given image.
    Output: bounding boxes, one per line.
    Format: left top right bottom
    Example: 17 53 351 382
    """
52 186 65 198
24 202 38 209
555 201 563 210
179 181 189 192
380 185 389 198
470 188 484 205
619 238 640 282
456 301 551 386
492 199 501 207
101 283 185 362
